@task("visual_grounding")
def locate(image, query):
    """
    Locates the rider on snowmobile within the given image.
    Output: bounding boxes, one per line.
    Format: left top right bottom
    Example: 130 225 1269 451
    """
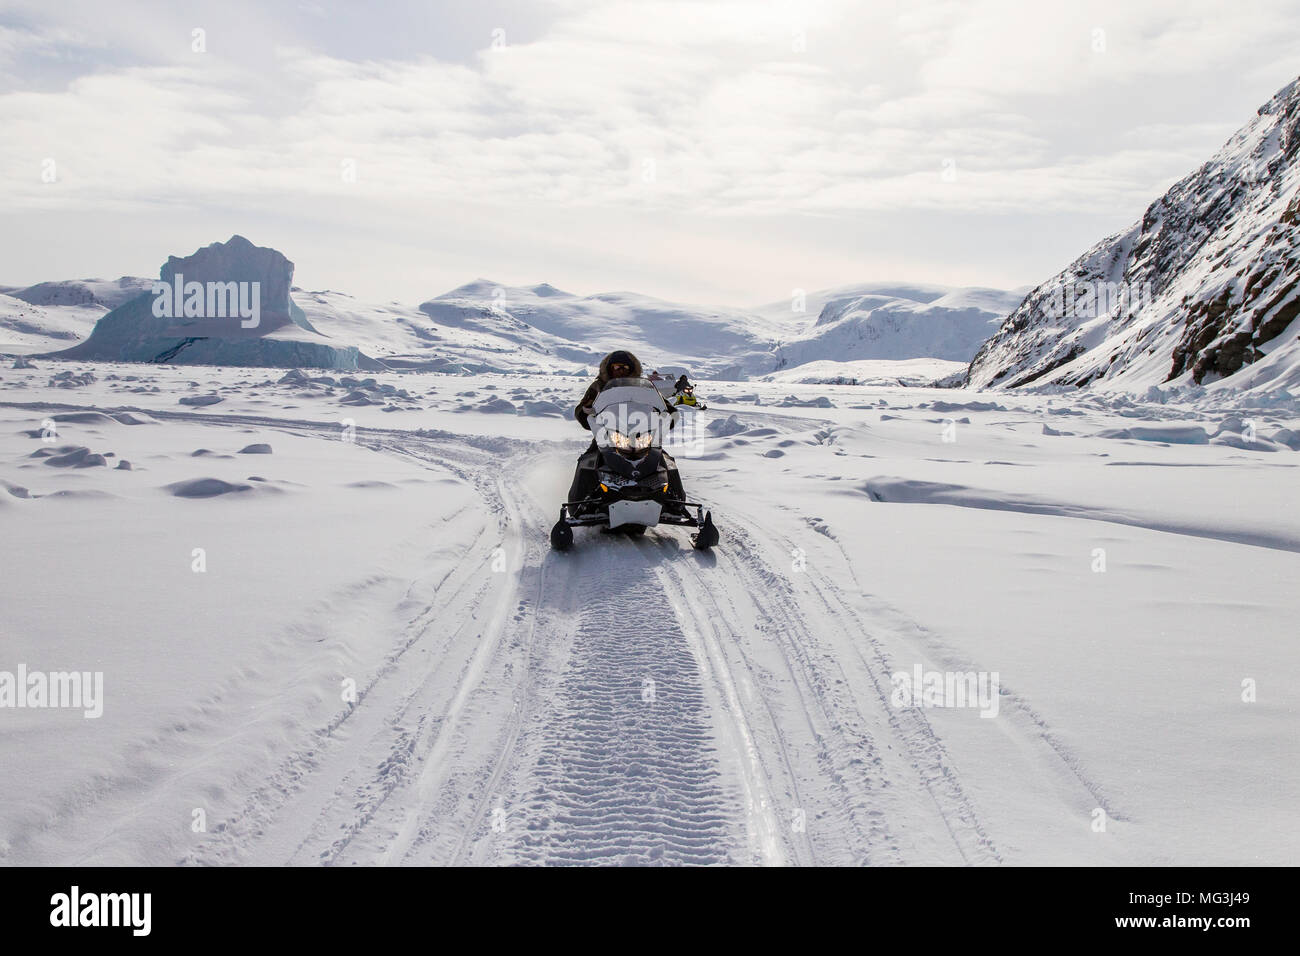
554 349 717 548
569 349 680 502
573 350 677 436
671 374 705 408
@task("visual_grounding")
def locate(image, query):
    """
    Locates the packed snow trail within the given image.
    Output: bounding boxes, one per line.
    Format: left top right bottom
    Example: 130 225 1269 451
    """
498 550 739 866
115 411 767 866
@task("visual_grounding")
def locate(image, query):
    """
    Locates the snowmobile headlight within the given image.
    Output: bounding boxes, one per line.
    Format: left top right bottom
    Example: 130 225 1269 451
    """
609 430 653 452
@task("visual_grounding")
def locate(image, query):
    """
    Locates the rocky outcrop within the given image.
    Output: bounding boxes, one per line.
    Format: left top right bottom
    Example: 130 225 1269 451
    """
967 75 1300 391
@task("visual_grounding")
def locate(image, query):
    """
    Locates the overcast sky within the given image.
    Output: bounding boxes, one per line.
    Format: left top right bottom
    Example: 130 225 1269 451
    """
3 0 1299 307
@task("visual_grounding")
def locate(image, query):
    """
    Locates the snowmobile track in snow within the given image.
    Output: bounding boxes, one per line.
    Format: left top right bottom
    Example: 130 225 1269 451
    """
657 520 1001 865
501 556 737 866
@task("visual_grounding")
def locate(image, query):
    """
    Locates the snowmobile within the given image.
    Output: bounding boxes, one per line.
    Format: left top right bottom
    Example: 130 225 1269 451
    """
551 376 719 551
672 385 706 410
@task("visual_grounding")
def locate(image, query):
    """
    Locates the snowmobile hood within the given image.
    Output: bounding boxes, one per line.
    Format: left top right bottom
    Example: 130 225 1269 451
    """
591 378 670 415
591 378 672 454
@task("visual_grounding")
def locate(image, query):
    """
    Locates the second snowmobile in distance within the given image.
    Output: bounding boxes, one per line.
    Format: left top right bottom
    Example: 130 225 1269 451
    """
672 384 706 410
670 374 707 409
551 376 719 551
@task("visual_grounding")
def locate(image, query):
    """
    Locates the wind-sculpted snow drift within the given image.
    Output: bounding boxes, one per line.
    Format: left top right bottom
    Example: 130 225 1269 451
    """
968 74 1300 393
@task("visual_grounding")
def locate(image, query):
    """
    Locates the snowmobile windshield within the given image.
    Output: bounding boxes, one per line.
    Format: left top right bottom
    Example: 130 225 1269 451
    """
591 377 670 456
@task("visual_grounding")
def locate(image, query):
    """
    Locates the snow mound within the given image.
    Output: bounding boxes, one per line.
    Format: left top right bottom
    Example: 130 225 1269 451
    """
1 479 31 498
707 415 748 436
522 400 565 417
164 478 254 498
1093 425 1210 444
36 446 110 468
928 400 1006 413
49 370 95 388
49 411 119 425
775 395 834 408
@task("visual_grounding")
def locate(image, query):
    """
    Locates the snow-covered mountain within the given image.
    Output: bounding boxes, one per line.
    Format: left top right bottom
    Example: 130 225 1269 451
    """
284 282 771 376
751 283 1024 373
287 288 584 374
0 276 155 310
0 278 156 354
0 293 97 353
968 74 1300 392
363 278 1019 379
417 280 785 378
5 243 1018 380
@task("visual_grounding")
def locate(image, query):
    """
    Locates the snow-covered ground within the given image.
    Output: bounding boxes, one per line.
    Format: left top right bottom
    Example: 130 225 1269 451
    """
1 361 1296 865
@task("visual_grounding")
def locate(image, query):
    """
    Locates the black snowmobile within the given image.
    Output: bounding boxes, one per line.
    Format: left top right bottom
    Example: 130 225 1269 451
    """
551 376 719 551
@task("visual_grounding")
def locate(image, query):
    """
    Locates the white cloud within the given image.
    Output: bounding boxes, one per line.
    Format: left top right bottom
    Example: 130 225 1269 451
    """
1 0 1299 300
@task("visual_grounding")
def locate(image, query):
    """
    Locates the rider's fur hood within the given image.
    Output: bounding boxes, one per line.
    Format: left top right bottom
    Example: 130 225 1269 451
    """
597 351 643 382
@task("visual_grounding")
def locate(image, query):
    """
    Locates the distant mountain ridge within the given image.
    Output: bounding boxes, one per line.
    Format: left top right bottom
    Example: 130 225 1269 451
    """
758 284 1025 371
0 276 155 311
4 252 1018 378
